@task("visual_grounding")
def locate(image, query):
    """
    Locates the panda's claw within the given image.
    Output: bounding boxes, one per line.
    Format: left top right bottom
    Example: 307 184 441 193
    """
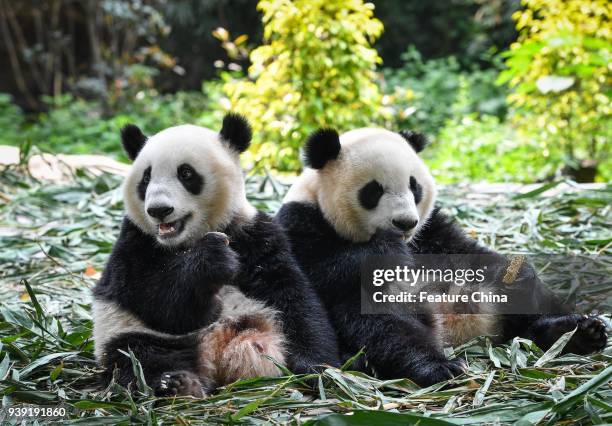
452 357 469 373
155 370 205 398
410 357 467 387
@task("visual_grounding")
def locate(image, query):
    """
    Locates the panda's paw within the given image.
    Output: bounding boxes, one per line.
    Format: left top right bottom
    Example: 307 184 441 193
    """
411 357 467 387
155 370 205 398
202 232 240 280
566 315 608 355
204 231 231 246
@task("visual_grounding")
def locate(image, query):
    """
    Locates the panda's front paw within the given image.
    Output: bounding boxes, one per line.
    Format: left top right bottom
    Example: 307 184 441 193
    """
565 316 608 355
202 232 240 281
155 370 205 398
409 357 467 387
204 231 231 246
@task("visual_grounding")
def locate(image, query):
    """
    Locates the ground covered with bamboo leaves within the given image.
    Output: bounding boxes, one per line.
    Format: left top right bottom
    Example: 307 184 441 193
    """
0 164 610 425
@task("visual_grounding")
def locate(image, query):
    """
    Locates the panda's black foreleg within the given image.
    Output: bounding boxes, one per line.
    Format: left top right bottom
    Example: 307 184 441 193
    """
227 215 341 374
238 267 342 374
101 331 210 397
96 223 239 335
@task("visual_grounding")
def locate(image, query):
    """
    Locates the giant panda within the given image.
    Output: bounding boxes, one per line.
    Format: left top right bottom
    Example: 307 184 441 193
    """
93 114 340 397
275 127 608 387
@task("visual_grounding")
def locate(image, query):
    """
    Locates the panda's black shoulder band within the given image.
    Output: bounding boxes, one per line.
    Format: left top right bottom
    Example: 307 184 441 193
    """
220 113 252 153
399 130 429 153
304 128 341 169
121 124 147 161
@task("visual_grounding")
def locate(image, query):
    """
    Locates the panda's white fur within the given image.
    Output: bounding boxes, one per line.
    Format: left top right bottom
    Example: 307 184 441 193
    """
93 300 153 361
123 124 256 247
285 128 437 242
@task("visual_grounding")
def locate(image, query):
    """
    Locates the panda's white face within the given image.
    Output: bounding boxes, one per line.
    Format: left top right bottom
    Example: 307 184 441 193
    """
285 128 436 242
123 124 254 247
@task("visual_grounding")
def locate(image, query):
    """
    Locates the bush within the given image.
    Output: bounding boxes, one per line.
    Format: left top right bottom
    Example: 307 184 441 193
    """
497 0 611 181
382 48 508 136
224 0 384 172
426 114 562 183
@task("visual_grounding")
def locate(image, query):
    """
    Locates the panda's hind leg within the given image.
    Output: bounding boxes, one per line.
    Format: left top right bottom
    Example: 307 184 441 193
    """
199 313 286 385
102 331 207 397
156 370 205 398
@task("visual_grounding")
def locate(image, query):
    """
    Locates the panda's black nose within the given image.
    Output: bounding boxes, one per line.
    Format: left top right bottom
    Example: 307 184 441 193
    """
392 217 418 232
147 205 174 220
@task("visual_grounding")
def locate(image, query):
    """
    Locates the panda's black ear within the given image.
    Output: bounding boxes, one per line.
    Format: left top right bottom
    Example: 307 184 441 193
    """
121 124 147 161
399 130 429 153
304 128 341 169
220 113 252 153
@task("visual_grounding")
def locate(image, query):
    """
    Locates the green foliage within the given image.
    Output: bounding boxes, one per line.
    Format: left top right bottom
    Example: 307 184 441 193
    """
383 48 508 135
498 0 611 178
426 115 562 184
0 94 24 146
373 0 520 68
224 0 384 172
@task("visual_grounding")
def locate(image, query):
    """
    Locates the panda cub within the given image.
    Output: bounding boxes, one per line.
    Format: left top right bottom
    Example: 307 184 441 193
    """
276 127 608 387
93 114 340 397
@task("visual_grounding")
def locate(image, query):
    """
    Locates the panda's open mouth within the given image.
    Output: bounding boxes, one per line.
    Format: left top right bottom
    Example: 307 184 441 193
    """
158 214 191 238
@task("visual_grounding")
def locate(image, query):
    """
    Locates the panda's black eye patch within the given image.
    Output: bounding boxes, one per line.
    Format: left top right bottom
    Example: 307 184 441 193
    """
137 166 151 201
177 163 204 195
410 176 423 204
359 180 384 210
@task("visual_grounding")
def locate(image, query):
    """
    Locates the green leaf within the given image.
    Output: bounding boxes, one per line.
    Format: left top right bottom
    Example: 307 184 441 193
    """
512 182 563 199
534 328 576 367
9 390 58 403
0 353 10 379
72 400 132 410
473 371 495 407
341 348 365 371
307 411 459 426
231 400 263 421
552 366 612 415
19 352 78 378
49 362 63 381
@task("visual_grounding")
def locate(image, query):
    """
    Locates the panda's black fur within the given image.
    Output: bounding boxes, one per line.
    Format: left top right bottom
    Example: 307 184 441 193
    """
94 115 340 396
222 210 341 374
95 222 232 335
219 113 253 153
276 202 468 384
275 127 608 387
121 124 148 161
304 128 342 169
